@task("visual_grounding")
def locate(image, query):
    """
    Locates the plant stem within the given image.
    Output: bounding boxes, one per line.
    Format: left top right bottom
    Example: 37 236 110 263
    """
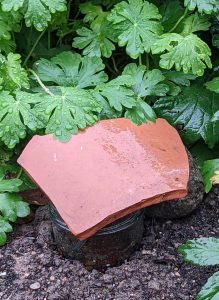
23 29 46 67
29 69 54 96
146 54 149 70
168 8 188 33
112 56 119 73
105 62 118 76
48 30 51 50
17 168 23 179
67 0 72 20
138 54 142 66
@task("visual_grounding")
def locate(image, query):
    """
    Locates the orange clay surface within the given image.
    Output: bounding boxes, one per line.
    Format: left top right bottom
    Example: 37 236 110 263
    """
18 118 189 240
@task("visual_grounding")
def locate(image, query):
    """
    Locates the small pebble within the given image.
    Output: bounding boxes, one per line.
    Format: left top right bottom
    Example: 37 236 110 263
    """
30 282 41 290
50 276 55 281
148 279 160 290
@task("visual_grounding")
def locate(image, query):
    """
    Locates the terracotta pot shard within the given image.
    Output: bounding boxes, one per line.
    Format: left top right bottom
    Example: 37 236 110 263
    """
17 118 189 240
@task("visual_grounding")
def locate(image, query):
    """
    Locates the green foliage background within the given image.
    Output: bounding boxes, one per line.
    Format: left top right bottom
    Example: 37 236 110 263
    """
0 0 219 244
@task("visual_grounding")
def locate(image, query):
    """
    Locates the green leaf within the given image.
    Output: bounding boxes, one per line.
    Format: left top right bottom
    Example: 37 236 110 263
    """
0 7 21 41
0 231 6 246
0 7 20 54
163 70 196 95
107 0 163 58
202 159 219 192
33 86 102 142
0 53 29 92
0 216 12 246
0 178 22 193
182 13 211 35
0 164 36 191
190 140 219 168
73 25 115 58
153 86 219 148
197 271 219 300
1 0 67 31
152 33 212 76
163 71 196 86
206 77 219 93
0 193 30 222
0 90 42 148
79 2 107 27
212 34 219 49
179 237 219 266
213 111 219 121
184 0 216 14
159 0 184 32
96 76 136 111
94 91 121 120
73 3 116 58
15 200 31 217
125 100 156 124
123 63 169 97
34 51 108 88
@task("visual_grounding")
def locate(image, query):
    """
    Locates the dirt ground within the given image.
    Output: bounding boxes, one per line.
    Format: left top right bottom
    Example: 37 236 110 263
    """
0 188 219 300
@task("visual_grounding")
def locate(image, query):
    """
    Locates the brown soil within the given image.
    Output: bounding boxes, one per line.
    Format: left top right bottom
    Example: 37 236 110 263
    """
0 188 219 300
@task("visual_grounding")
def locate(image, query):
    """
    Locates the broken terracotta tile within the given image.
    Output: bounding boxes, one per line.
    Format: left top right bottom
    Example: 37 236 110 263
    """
18 118 189 240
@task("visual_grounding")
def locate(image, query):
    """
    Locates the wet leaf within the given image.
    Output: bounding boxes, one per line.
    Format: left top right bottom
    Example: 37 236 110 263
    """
197 271 219 300
33 86 102 142
179 237 219 266
1 0 67 31
202 158 219 192
184 0 216 14
0 193 30 222
108 0 163 58
154 86 219 148
34 51 108 88
152 33 212 76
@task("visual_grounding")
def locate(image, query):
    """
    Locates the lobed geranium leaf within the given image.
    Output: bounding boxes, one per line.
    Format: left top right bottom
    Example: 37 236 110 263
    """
184 0 216 14
32 86 102 142
125 100 156 125
182 13 211 34
202 159 219 192
0 53 29 92
0 91 42 148
107 0 163 58
0 231 6 246
73 25 115 58
152 33 212 76
154 86 219 148
0 193 30 222
123 63 169 97
0 8 21 54
0 216 12 233
1 0 67 31
73 3 116 58
205 77 219 93
93 91 121 120
79 2 107 29
179 237 219 266
0 178 22 193
34 51 108 88
95 76 136 112
0 215 13 246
